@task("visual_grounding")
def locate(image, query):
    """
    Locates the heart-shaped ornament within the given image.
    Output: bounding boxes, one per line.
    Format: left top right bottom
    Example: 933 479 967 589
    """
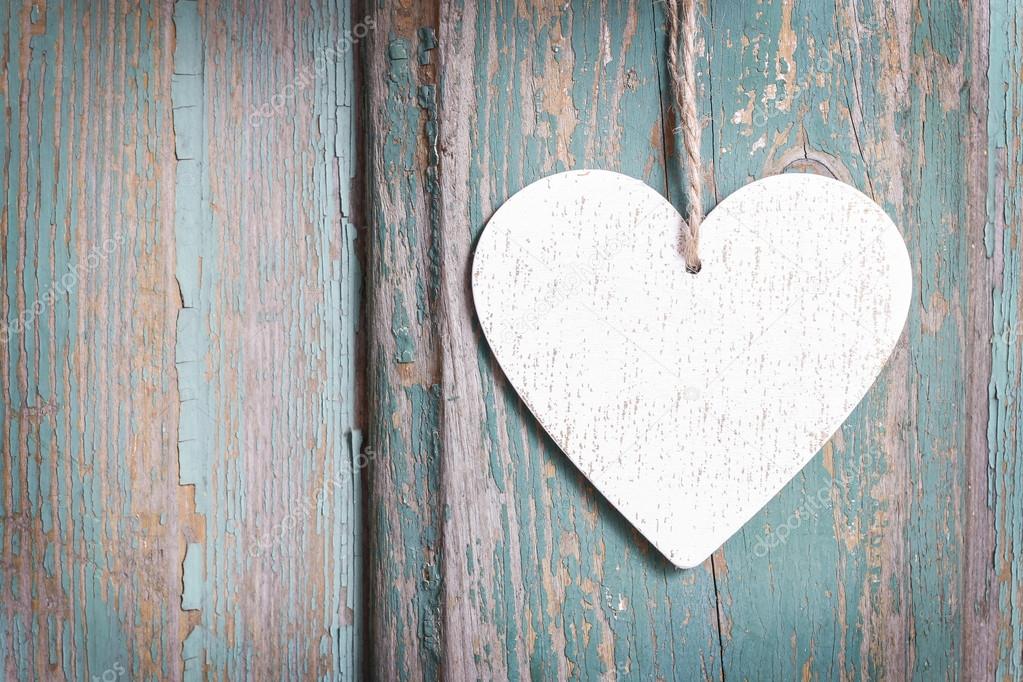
472 170 911 568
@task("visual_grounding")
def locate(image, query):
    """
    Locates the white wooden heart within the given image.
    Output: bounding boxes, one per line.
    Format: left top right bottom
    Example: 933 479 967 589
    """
472 170 912 568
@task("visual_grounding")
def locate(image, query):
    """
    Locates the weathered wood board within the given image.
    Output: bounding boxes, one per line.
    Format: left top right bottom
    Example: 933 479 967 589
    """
2 0 360 679
365 0 1023 679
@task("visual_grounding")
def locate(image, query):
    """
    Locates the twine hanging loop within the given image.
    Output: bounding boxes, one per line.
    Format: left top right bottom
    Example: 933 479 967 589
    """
665 0 704 274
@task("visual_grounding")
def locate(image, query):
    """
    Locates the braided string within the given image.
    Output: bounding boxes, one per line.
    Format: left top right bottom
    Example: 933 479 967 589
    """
665 0 704 273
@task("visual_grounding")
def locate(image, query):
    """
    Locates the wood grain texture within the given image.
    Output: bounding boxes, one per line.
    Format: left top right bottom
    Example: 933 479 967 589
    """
984 0 1023 679
173 0 361 678
2 1 181 678
704 0 981 677
2 0 361 678
365 0 1023 679
363 3 446 679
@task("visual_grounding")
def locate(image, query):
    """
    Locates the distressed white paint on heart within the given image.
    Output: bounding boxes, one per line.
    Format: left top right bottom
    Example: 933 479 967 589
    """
472 170 912 568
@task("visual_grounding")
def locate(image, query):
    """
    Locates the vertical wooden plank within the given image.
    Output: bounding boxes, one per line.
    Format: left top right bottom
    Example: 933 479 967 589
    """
171 0 360 678
439 3 726 679
703 2 878 676
366 1 723 678
984 0 1023 678
363 2 446 679
1 0 181 679
706 0 980 679
2 0 361 678
963 1 999 678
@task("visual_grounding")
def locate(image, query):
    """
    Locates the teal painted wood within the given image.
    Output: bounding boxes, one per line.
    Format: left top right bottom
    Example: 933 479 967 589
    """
366 0 1023 680
704 1 977 678
2 0 361 679
986 0 1023 679
364 4 447 678
171 0 361 678
2 1 181 678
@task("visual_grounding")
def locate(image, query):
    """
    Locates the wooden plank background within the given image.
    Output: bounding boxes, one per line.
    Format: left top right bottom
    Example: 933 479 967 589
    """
2 0 1022 679
2 0 360 679
365 0 1023 680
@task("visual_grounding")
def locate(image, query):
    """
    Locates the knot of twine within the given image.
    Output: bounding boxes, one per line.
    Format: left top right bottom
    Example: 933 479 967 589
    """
665 0 703 274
